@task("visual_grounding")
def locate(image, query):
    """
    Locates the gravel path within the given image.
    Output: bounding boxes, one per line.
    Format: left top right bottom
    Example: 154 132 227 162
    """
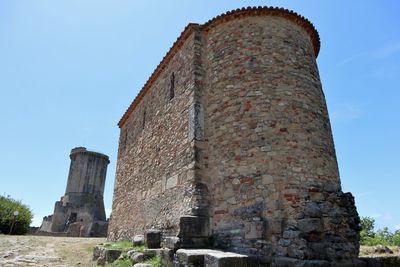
0 235 105 267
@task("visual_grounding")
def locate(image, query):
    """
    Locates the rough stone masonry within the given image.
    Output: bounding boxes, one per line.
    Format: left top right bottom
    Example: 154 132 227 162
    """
109 7 361 266
39 147 109 237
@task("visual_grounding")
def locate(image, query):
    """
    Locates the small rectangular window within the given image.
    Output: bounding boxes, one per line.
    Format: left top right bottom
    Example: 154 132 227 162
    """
142 111 146 129
169 73 175 100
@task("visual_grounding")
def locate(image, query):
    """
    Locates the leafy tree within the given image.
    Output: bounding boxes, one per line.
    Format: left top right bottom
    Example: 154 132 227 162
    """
360 216 375 241
392 230 400 246
0 195 33 235
360 216 400 246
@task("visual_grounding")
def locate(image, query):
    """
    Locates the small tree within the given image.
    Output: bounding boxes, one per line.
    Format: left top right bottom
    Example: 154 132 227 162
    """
0 195 33 235
392 230 400 246
360 216 375 240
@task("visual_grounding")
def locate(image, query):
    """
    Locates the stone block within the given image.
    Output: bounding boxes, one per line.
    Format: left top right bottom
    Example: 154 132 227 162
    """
304 202 322 218
297 218 323 234
130 252 145 263
92 245 105 260
145 230 161 249
204 251 258 267
175 249 211 266
273 256 300 267
104 249 122 263
162 236 180 249
297 259 331 267
133 234 144 246
176 249 258 267
165 175 178 190
282 230 300 239
178 216 209 238
180 237 210 248
244 220 264 239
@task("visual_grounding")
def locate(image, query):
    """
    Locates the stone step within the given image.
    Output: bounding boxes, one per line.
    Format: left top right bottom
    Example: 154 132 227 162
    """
175 249 258 267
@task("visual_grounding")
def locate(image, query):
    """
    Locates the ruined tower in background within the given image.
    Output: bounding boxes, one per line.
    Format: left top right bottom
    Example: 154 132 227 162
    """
39 147 109 237
109 7 360 265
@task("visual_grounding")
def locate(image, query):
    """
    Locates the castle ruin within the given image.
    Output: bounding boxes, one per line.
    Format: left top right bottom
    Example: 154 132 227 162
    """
109 7 360 266
39 147 109 237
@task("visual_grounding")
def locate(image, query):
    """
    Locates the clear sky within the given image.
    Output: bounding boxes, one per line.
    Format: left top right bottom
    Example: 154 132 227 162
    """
1 1 399 230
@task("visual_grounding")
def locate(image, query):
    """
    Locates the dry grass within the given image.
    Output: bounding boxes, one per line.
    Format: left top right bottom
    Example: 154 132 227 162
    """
360 245 400 257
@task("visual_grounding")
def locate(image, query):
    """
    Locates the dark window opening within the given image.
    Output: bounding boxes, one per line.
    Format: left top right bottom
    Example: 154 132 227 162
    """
121 129 127 151
169 73 175 100
142 111 146 129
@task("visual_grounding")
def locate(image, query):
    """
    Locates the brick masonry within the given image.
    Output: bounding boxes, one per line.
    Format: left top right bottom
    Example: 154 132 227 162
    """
109 7 360 265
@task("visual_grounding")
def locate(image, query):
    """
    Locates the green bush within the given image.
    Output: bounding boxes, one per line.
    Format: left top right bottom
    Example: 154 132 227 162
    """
0 195 33 235
360 216 400 246
392 230 400 246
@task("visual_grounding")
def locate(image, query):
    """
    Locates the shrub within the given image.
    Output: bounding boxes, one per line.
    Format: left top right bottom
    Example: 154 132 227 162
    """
0 195 33 235
360 216 400 246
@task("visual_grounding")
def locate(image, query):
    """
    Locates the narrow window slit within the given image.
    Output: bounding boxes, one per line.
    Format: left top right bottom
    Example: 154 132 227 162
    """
169 73 175 100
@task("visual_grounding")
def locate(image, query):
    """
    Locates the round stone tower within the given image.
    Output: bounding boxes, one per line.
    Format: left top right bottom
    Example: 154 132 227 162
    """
199 7 360 264
65 147 109 203
49 147 110 236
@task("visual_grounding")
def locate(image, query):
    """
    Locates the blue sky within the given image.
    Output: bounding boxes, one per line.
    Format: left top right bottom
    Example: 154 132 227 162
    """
1 1 399 230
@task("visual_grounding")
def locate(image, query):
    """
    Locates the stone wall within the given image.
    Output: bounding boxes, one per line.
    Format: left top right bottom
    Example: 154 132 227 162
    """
109 7 360 265
108 29 200 240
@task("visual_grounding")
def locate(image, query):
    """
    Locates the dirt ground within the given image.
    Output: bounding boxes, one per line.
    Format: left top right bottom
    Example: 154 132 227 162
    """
0 234 106 267
359 245 400 257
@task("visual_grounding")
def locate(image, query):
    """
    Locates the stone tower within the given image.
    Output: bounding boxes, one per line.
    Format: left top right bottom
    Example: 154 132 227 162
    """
40 147 110 237
109 7 360 265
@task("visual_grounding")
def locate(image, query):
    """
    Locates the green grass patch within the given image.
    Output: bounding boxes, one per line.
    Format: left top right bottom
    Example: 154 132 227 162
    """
104 257 132 267
101 240 145 252
143 255 162 267
103 240 134 250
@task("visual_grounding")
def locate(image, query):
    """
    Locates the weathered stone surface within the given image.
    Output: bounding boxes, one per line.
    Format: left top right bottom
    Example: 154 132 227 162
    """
176 249 258 267
133 264 152 267
130 252 145 263
145 230 161 249
204 251 258 267
162 236 180 249
297 259 331 267
133 234 145 246
273 256 300 266
298 219 323 234
304 202 322 218
178 216 209 238
244 220 264 239
175 249 210 266
39 147 109 237
96 256 106 266
104 249 122 263
93 245 104 260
